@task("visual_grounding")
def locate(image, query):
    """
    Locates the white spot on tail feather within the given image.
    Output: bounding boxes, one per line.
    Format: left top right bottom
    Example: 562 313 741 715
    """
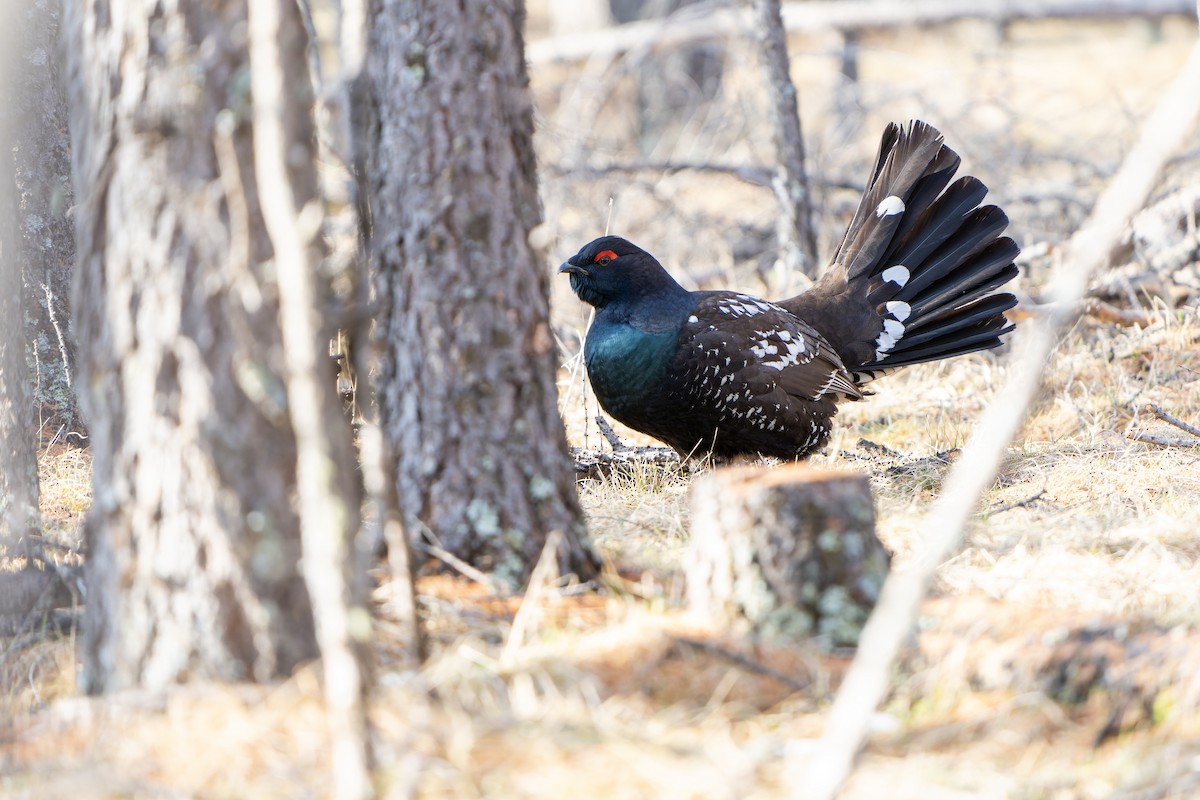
885 300 911 321
881 265 909 287
875 195 905 217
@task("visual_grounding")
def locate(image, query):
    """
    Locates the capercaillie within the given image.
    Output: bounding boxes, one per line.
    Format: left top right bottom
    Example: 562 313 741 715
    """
560 121 1019 460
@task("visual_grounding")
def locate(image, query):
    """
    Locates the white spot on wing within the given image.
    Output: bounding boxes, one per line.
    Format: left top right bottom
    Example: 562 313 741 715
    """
875 195 905 217
883 319 905 339
881 265 909 287
687 315 698 323
876 331 897 352
885 300 911 321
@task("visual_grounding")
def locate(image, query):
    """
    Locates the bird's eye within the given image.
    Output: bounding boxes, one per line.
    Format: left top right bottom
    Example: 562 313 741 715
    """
595 249 618 266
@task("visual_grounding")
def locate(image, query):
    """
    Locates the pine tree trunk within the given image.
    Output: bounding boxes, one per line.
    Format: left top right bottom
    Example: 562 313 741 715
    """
0 1 40 554
65 0 320 692
362 0 597 587
12 0 78 434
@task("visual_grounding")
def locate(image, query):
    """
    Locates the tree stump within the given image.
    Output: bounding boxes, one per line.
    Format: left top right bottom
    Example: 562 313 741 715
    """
686 464 888 646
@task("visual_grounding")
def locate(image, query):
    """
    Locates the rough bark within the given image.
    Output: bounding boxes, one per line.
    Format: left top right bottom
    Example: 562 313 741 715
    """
755 0 819 285
336 0 423 664
12 0 78 435
362 0 597 588
65 0 319 692
0 0 40 554
686 464 888 646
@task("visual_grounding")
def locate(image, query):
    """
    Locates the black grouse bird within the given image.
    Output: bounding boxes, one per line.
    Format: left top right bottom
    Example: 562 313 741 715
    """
560 121 1019 460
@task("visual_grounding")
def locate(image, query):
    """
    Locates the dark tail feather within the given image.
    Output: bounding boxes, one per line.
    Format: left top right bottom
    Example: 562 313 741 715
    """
889 294 1018 350
882 177 989 274
777 120 1020 379
836 121 947 281
870 315 1016 369
904 239 1020 323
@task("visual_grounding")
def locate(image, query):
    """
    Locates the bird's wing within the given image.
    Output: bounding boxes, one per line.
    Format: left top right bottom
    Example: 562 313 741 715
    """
680 293 864 405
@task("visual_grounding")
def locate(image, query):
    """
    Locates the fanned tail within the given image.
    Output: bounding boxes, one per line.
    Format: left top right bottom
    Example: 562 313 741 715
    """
778 120 1019 384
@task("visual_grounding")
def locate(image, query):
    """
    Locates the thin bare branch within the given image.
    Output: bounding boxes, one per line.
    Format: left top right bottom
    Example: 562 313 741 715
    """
528 0 1195 65
593 415 628 452
248 1 372 797
1083 297 1162 328
796 34 1200 800
1127 431 1200 448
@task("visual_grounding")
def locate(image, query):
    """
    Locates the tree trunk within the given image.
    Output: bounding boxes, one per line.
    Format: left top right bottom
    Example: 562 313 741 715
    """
755 0 819 284
362 0 598 588
65 0 320 692
0 0 40 555
335 0 424 665
686 465 888 646
12 0 78 437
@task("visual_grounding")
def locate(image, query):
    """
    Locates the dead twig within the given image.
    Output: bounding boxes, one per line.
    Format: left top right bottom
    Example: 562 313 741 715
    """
551 160 866 193
417 524 505 593
670 634 812 695
1144 402 1200 438
1126 403 1200 448
1084 297 1162 328
1127 431 1200 448
856 438 901 458
594 414 629 452
988 488 1047 515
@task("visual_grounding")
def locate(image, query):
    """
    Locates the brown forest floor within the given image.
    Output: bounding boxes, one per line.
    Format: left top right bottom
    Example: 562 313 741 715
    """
5 12 1200 800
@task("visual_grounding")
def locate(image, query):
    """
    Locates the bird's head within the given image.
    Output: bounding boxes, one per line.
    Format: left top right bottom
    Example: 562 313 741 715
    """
558 235 679 309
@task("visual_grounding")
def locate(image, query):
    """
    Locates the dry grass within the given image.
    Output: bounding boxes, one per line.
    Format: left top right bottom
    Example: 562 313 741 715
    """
6 11 1200 800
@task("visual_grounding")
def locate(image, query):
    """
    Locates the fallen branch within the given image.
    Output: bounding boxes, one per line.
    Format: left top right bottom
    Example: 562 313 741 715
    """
1126 403 1200 448
987 487 1047 515
1083 297 1162 327
528 0 1195 65
671 634 813 694
570 446 682 479
1127 431 1200 448
1145 402 1200 438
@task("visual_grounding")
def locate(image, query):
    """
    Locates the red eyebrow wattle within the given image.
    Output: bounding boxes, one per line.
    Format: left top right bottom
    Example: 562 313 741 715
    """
596 249 618 262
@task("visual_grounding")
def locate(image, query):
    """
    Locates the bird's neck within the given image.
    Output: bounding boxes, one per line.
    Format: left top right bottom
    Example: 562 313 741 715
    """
599 282 694 335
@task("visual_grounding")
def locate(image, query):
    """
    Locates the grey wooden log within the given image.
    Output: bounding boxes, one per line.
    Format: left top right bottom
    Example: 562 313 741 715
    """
686 464 888 646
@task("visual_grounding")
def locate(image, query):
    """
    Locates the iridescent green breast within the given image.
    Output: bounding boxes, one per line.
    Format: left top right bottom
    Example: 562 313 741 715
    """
584 322 678 423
